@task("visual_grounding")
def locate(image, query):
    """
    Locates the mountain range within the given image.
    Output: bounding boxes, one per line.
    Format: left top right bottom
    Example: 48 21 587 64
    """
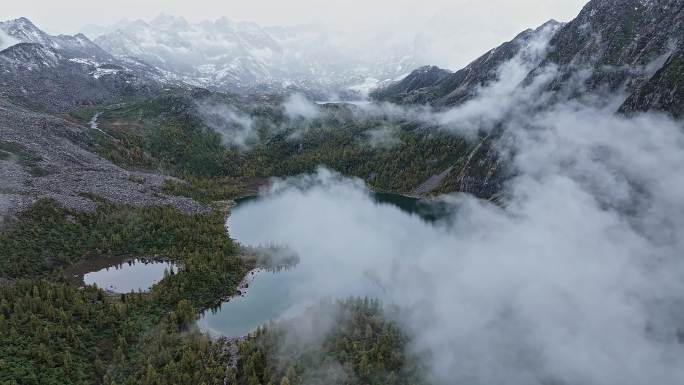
0 0 682 295
3 0 680 117
0 17 182 112
91 14 419 96
372 0 683 117
0 15 422 105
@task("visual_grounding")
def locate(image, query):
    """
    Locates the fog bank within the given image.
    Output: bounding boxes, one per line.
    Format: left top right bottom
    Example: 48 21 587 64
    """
230 91 684 385
222 11 684 384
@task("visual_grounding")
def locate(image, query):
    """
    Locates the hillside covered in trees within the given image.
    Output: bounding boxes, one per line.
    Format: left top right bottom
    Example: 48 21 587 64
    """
71 92 502 201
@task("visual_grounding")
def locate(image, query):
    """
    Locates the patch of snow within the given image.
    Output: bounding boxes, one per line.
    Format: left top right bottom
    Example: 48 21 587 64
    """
92 67 120 79
348 77 381 96
68 57 96 66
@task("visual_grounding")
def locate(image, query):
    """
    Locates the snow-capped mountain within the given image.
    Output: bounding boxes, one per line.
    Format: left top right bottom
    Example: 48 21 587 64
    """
373 0 684 117
0 17 189 112
92 14 419 97
0 17 112 61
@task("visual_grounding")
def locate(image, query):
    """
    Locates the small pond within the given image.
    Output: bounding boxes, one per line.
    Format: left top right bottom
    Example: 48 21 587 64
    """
69 257 178 293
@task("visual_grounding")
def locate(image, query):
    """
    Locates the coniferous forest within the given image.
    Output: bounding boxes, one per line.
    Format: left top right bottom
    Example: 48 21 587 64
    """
0 183 422 385
2 1 683 384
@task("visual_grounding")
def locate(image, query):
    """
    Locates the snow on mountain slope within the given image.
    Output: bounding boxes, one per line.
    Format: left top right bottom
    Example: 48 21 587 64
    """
93 14 419 96
0 18 194 112
0 17 53 46
0 17 113 62
0 43 62 70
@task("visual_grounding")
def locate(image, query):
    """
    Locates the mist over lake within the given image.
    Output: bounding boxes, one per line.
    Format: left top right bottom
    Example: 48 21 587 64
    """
200 181 454 337
2 1 684 384
215 163 684 384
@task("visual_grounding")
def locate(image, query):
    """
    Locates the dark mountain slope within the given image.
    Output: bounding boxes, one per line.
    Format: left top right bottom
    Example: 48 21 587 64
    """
620 44 684 117
535 0 684 99
373 0 683 117
371 66 451 103
0 43 164 112
371 20 562 106
0 17 113 61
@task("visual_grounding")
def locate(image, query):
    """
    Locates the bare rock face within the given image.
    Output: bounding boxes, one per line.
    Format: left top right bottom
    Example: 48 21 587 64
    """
0 98 207 220
536 0 683 102
620 45 684 117
0 42 169 113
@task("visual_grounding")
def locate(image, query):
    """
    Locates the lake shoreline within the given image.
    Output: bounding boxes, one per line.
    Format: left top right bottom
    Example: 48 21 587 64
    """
197 267 267 339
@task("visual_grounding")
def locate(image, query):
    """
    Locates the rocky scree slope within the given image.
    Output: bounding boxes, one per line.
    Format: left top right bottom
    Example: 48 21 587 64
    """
0 97 206 226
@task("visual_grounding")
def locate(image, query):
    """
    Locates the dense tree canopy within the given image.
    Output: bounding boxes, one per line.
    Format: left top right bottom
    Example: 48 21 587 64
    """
0 91 447 385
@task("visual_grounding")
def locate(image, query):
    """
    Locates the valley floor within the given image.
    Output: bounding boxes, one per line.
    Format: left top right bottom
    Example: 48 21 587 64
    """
0 93 428 385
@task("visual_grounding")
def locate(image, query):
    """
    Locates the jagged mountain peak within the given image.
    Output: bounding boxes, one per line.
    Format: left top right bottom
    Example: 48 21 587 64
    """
372 19 561 106
545 0 683 68
372 1 682 116
91 15 418 96
0 17 53 47
530 0 683 108
0 17 113 61
0 17 193 112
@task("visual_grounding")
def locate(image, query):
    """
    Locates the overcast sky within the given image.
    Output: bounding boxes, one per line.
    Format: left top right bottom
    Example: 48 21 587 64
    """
5 0 589 69
8 0 587 34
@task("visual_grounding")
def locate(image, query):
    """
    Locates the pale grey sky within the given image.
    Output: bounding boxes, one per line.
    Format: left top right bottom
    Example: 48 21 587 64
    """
6 0 587 34
4 0 588 69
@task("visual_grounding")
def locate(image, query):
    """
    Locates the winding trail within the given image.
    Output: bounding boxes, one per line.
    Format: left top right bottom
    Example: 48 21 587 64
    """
89 112 107 135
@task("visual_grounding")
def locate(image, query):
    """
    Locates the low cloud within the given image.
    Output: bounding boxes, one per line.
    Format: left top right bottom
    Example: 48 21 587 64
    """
283 93 321 121
232 110 684 383
414 22 560 139
225 29 684 385
0 30 19 51
365 124 402 149
196 101 256 149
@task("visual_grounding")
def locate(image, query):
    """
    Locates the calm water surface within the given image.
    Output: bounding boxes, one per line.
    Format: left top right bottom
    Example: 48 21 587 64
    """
198 192 451 337
83 259 177 293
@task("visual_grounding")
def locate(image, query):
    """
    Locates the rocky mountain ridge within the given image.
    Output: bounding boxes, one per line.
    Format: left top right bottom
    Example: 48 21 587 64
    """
0 17 112 61
373 0 684 117
0 18 190 112
91 14 419 97
371 20 563 105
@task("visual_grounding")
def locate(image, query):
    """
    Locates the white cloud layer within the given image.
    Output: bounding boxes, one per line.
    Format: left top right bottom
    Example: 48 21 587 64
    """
0 29 19 51
224 26 684 385
197 101 256 148
283 93 321 121
231 106 684 383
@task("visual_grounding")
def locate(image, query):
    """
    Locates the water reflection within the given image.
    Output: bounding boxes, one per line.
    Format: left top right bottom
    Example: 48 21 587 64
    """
199 266 300 337
199 191 453 337
81 258 177 293
372 192 454 223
